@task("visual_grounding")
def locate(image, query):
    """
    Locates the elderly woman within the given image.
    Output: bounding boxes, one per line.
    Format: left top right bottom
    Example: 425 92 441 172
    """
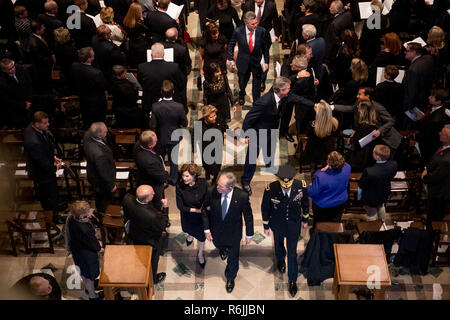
94 6 126 47
65 200 103 300
307 151 351 227
176 163 208 268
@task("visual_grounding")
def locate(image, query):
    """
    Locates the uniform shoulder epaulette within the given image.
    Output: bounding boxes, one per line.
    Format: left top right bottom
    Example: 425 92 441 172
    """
301 179 307 188
265 183 270 191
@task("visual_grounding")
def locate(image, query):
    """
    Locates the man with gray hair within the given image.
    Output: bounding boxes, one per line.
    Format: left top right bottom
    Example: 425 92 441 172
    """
240 77 292 194
122 185 169 285
301 24 325 81
202 171 254 293
325 0 353 60
83 122 117 213
138 42 186 121
37 1 63 51
228 11 270 105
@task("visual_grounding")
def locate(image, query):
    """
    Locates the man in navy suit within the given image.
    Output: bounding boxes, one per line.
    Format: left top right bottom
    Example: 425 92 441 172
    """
227 11 269 105
240 77 291 195
301 24 325 82
202 172 254 293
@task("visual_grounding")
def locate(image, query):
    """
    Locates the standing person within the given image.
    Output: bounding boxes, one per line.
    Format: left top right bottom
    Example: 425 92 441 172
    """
71 47 108 128
227 11 269 106
358 145 398 222
195 0 213 32
261 165 309 298
152 80 188 185
83 122 117 213
37 1 63 52
122 185 168 285
164 27 192 78
421 125 450 225
241 0 281 92
206 0 240 42
133 130 169 212
203 62 233 132
304 100 339 177
144 0 179 44
53 27 78 90
23 111 64 225
240 77 292 195
10 273 61 300
307 151 351 227
202 172 254 293
65 200 103 300
199 20 229 78
176 164 208 268
196 105 223 183
70 0 97 49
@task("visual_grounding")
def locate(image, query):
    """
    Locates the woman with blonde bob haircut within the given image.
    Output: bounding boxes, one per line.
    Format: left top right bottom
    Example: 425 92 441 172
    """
304 100 339 176
65 201 103 300
93 6 125 46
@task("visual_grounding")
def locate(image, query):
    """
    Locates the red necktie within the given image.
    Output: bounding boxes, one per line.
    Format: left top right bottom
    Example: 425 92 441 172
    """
257 5 262 23
435 146 444 154
248 32 253 53
423 108 432 118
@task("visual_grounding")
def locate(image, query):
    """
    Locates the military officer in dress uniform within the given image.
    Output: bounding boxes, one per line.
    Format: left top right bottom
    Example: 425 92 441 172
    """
261 165 309 297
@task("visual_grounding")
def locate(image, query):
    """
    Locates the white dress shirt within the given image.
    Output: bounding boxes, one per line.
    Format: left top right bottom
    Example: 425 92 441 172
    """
255 1 265 18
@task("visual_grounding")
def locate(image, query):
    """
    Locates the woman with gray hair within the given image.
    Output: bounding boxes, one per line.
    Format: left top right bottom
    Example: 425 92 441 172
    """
65 200 103 300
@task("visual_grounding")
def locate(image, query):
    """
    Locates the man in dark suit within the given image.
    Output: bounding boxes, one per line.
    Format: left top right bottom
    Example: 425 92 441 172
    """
421 125 450 224
164 27 192 77
122 185 168 285
261 165 309 297
302 24 326 82
137 42 186 119
151 80 188 185
133 130 170 212
241 77 292 195
325 0 353 61
91 25 127 83
27 20 54 94
202 172 254 293
402 42 435 112
228 11 270 105
358 145 398 222
110 65 144 128
37 1 63 51
71 47 108 128
242 0 281 92
145 0 179 44
416 88 450 165
70 0 97 49
83 122 117 213
0 58 33 128
23 111 64 224
333 87 403 153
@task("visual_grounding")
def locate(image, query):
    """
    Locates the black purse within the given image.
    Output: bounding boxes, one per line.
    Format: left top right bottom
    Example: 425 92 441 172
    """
197 76 202 91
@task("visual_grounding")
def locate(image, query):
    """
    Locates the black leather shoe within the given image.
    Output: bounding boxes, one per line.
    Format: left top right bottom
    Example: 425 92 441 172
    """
226 279 235 293
219 249 228 260
186 238 193 247
277 260 286 274
243 185 252 196
238 97 245 105
166 221 171 228
288 282 298 297
284 134 295 143
198 258 206 269
155 272 166 284
89 291 104 300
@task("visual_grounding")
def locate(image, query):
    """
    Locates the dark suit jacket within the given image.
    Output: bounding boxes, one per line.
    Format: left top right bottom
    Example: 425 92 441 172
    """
54 40 78 82
402 54 434 110
70 62 107 114
358 160 398 207
308 37 326 80
163 40 192 76
37 13 63 51
145 10 178 44
0 66 33 128
133 141 169 194
83 130 116 193
423 147 450 199
242 90 280 131
23 123 56 184
374 80 404 124
325 11 353 59
334 100 403 149
242 0 281 37
228 25 269 75
91 36 127 80
417 107 450 164
202 187 254 247
122 193 168 247
70 12 96 49
137 59 185 112
151 99 188 146
26 34 53 81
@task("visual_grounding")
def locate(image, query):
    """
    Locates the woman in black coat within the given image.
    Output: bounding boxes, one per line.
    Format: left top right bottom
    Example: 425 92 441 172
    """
206 0 240 42
123 2 151 67
53 27 78 92
199 20 229 77
176 163 208 268
66 200 102 300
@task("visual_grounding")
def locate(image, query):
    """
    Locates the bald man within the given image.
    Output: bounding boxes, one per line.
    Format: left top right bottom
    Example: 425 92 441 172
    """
10 273 61 300
164 27 192 77
37 0 63 50
122 185 169 284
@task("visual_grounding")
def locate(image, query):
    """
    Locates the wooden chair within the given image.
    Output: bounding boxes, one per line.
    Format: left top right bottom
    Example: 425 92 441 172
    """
431 221 450 266
316 222 345 233
0 129 24 162
0 211 21 256
101 214 126 245
14 211 54 254
345 172 365 214
355 220 384 236
111 128 141 161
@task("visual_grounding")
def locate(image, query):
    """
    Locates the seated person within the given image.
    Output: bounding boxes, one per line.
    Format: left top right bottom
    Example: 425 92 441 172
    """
10 273 61 300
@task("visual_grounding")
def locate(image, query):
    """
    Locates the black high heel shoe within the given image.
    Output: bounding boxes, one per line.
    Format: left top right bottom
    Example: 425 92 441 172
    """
186 238 193 246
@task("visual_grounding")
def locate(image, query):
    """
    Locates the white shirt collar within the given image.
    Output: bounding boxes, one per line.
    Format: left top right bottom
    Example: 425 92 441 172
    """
245 26 253 35
376 160 388 163
32 33 42 40
92 137 106 145
136 198 148 205
255 1 265 11
283 188 291 197
411 55 421 64
431 105 443 113
274 92 281 106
